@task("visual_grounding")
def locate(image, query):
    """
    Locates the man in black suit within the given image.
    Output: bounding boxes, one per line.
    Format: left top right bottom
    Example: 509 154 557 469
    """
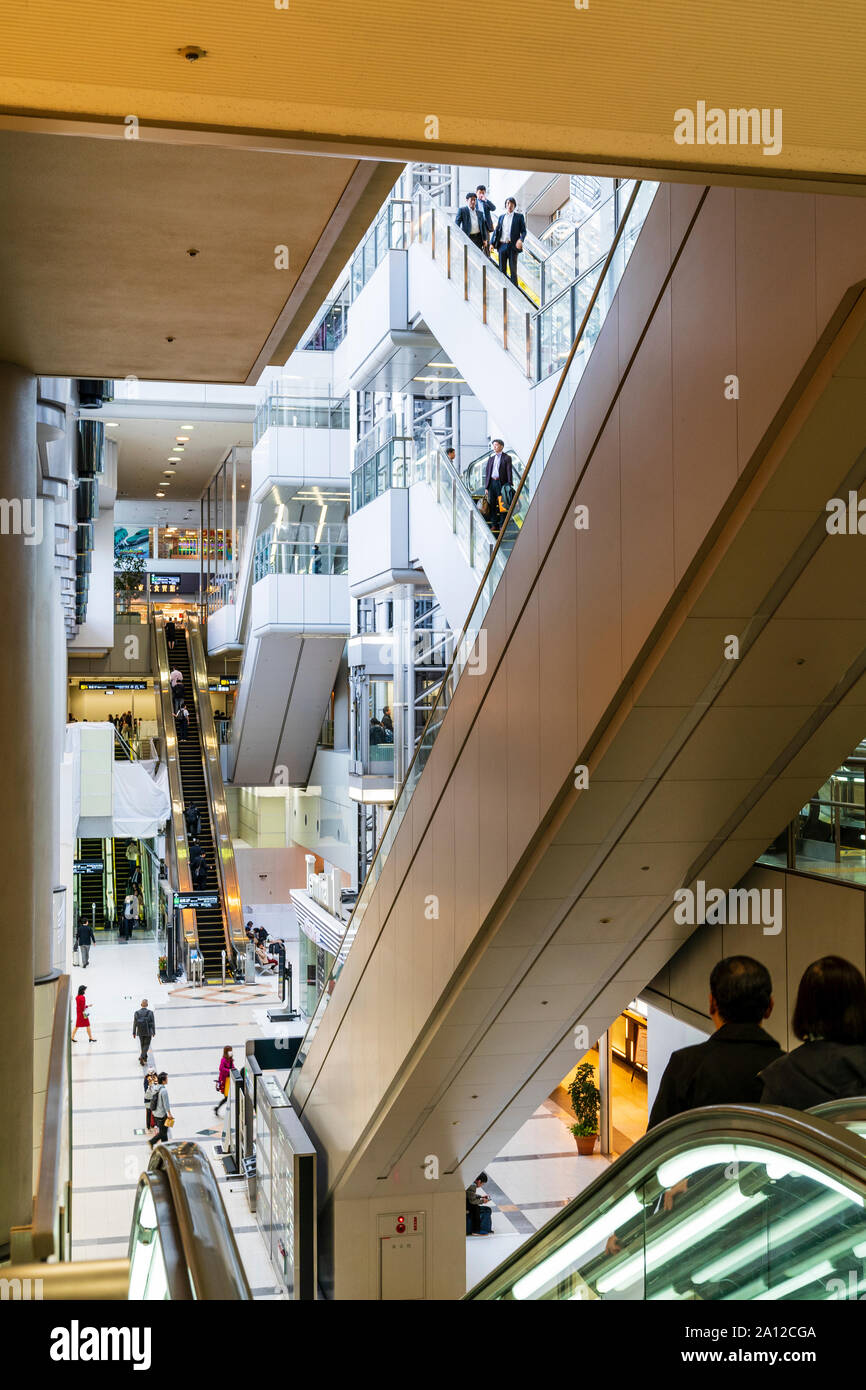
492 197 528 285
475 185 496 255
648 956 784 1129
483 439 514 536
455 192 487 251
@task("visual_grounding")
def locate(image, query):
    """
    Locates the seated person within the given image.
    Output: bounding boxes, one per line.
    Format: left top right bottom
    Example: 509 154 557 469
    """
466 1172 493 1235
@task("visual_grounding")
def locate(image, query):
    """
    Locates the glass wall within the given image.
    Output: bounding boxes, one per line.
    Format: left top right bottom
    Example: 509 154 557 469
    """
303 283 350 351
253 522 348 579
350 199 412 300
253 391 349 446
759 743 866 885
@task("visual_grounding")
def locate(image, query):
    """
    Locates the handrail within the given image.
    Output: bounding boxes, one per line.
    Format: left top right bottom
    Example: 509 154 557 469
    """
288 181 650 1092
134 1142 251 1299
186 612 246 964
465 1102 866 1300
24 973 71 1261
152 616 196 960
113 726 135 760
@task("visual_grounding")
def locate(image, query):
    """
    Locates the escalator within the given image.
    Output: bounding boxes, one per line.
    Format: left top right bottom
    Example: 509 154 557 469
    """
466 1102 866 1301
76 836 105 929
168 629 225 977
112 838 134 922
287 177 866 1224
128 1142 251 1299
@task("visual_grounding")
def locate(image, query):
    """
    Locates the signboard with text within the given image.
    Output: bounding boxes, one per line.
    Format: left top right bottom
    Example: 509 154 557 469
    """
173 891 220 911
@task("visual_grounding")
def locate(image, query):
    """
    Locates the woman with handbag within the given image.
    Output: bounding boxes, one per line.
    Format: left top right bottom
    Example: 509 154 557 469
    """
148 1072 174 1147
214 1045 233 1116
71 985 97 1043
144 1070 159 1133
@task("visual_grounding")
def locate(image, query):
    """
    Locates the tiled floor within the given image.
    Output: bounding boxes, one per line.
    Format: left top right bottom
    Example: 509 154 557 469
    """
69 934 304 1298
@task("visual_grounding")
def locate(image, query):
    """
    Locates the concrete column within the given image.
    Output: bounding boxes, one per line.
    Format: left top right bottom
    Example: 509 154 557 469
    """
33 493 58 981
0 363 38 1253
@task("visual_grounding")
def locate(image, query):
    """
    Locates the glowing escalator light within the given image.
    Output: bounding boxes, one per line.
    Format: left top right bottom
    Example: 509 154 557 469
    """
693 1191 844 1284
511 1192 642 1301
596 1188 763 1295
755 1260 834 1301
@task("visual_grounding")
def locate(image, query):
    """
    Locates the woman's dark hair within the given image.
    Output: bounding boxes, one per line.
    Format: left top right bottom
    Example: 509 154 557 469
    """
709 956 772 1023
223 1045 233 1058
792 956 866 1044
77 985 86 996
157 1072 168 1083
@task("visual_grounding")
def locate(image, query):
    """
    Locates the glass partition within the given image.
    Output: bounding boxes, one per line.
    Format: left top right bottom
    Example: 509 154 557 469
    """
759 743 866 885
253 393 349 446
350 199 413 300
253 522 348 579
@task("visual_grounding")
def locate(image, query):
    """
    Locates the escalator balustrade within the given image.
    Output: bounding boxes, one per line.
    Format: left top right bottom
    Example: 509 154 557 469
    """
170 631 225 980
466 1104 866 1302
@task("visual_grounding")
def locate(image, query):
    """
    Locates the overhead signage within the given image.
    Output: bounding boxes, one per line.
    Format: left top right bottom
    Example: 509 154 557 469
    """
151 575 180 594
174 891 221 911
74 860 104 875
78 680 147 691
219 677 238 687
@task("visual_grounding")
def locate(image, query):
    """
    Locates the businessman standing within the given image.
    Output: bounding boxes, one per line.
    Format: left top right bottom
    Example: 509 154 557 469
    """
455 192 486 251
492 197 528 285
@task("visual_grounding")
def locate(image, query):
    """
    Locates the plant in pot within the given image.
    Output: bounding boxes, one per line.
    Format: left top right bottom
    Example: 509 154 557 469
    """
568 1061 600 1155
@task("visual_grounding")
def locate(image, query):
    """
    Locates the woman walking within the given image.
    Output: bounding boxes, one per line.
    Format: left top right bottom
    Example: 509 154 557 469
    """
214 1045 234 1116
148 1072 174 1147
144 1070 159 1132
71 985 96 1043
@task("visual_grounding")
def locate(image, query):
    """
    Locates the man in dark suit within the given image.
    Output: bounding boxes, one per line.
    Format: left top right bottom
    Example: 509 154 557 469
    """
492 197 528 285
648 956 784 1129
475 185 496 255
483 439 514 536
455 192 487 251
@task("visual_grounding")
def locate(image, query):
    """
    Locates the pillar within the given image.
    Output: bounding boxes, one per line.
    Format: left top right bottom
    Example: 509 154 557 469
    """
0 363 38 1253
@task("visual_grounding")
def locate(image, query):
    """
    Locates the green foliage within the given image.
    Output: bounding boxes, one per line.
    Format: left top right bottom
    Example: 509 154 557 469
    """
568 1061 600 1137
114 551 146 610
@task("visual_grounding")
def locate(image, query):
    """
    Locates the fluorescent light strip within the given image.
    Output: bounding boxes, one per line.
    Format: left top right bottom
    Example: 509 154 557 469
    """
596 1189 764 1295
693 1191 844 1285
510 1192 642 1300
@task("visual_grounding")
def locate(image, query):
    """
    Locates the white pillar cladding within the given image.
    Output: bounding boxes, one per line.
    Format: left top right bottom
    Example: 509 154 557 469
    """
391 583 415 789
0 362 38 1251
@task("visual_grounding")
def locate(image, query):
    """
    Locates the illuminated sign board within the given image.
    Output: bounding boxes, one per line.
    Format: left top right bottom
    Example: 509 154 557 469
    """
74 860 104 875
78 680 147 691
174 891 220 910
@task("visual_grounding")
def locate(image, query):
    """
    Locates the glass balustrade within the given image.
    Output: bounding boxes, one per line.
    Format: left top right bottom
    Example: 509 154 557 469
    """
253 522 348 579
289 181 654 1086
350 199 413 300
253 394 349 446
465 1109 866 1301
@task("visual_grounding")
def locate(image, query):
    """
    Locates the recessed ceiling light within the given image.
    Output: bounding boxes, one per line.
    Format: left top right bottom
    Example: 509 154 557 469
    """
104 421 119 427
181 424 195 430
175 435 190 442
156 491 165 498
163 470 175 477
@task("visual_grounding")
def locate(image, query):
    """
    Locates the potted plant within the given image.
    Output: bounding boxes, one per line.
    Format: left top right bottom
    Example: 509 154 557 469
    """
568 1061 600 1155
158 954 168 983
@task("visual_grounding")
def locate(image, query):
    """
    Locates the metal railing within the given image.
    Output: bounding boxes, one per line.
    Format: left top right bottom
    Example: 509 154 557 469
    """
289 181 651 1090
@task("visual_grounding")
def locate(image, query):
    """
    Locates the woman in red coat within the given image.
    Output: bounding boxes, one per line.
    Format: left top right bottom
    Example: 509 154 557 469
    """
214 1045 234 1115
72 985 96 1043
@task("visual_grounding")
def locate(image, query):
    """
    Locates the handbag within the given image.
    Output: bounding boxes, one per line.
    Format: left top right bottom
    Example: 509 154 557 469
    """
478 490 491 519
164 1115 175 1129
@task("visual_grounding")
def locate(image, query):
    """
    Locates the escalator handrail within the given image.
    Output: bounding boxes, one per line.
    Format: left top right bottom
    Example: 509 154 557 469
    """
140 1142 251 1299
185 612 247 963
809 1095 866 1126
464 1102 866 1300
152 617 196 952
288 180 647 1095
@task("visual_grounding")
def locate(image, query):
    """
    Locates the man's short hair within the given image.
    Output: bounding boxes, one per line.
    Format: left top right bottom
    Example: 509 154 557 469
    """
157 1072 168 1083
465 191 476 200
476 1172 488 1183
492 438 504 448
505 197 517 209
709 956 773 1024
141 998 148 1006
476 184 486 192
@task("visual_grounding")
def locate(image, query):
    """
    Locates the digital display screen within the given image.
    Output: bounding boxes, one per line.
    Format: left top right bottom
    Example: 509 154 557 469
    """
173 891 220 910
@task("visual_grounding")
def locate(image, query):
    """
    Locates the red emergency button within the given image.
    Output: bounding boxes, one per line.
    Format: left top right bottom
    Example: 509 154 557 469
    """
395 1216 406 1233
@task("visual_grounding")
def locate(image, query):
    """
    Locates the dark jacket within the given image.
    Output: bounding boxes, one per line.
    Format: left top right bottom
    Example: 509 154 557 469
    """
484 451 514 489
648 1022 784 1129
133 1007 155 1039
455 203 490 239
760 1040 866 1111
492 210 527 250
476 196 496 227
77 921 95 946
